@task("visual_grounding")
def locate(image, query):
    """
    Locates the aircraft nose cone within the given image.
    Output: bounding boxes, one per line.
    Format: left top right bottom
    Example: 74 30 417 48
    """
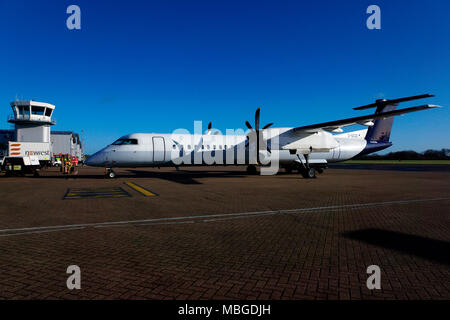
85 152 104 166
84 155 95 166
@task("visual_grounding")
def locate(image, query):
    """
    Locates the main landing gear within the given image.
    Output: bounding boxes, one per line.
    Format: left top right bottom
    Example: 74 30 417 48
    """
297 153 318 179
301 167 316 179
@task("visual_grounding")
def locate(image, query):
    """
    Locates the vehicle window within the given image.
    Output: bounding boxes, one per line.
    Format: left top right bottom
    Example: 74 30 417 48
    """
112 139 138 145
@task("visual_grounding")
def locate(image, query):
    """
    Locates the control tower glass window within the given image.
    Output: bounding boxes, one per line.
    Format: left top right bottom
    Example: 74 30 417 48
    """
18 106 30 115
45 108 52 117
31 106 45 115
112 138 138 145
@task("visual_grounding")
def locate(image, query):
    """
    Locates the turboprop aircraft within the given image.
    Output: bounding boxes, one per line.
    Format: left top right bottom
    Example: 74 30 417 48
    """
85 94 441 178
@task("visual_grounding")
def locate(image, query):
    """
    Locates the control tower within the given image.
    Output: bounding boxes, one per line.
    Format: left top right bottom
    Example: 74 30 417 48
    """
8 100 56 142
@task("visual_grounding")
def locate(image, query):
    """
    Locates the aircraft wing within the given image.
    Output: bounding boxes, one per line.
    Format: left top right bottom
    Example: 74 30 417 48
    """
291 104 440 133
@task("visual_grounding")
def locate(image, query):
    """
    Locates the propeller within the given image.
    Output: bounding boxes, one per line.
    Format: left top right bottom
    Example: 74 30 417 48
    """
206 121 212 135
207 121 221 135
245 107 274 163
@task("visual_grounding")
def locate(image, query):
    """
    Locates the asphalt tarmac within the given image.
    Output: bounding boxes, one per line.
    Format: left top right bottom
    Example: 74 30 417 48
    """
0 165 448 299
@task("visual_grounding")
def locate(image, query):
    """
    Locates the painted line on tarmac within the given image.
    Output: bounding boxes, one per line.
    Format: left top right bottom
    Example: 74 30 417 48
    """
124 182 158 197
63 187 131 200
0 227 86 238
0 197 449 237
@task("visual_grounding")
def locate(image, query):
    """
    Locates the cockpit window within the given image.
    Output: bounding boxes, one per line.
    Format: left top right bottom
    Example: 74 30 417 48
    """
112 138 138 145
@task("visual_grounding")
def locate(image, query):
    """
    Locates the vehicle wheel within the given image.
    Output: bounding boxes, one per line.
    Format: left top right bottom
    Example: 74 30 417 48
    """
285 166 293 174
302 167 316 179
317 168 324 174
107 170 116 179
246 165 257 175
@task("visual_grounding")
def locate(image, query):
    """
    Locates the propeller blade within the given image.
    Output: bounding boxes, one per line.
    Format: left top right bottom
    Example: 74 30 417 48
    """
255 107 260 131
245 121 253 130
206 121 212 135
262 122 274 130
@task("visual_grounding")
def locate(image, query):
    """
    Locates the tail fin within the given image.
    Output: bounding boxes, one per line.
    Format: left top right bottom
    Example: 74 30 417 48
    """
364 101 397 142
354 94 434 142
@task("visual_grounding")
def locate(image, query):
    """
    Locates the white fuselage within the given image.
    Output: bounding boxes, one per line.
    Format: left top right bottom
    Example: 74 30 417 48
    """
85 128 368 168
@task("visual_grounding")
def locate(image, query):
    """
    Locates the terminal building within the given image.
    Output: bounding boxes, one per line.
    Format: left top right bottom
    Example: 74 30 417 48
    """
51 131 83 159
0 100 83 161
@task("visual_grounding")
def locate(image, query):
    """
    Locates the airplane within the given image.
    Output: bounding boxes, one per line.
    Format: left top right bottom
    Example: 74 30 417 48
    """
85 94 441 178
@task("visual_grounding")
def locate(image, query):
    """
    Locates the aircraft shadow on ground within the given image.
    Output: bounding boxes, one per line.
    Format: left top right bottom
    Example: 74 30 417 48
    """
3 168 297 183
125 169 252 184
20 170 247 184
125 169 298 184
342 228 450 266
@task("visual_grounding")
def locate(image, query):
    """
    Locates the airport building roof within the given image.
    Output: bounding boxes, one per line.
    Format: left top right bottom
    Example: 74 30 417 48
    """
10 100 55 109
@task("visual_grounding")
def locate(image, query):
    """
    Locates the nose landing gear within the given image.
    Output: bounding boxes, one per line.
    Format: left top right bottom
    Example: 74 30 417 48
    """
106 168 116 179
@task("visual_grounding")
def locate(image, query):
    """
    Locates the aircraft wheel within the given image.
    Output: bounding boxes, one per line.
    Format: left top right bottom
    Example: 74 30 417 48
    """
301 168 316 179
107 170 116 179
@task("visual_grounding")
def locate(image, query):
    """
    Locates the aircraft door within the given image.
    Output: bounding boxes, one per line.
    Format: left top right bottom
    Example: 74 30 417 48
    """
152 137 165 162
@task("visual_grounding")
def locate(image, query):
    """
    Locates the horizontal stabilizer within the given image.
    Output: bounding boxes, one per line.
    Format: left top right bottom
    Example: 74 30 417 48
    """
354 94 434 110
292 104 440 133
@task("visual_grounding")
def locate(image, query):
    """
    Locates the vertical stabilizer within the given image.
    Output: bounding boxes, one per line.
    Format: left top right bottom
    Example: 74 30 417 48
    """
364 101 397 142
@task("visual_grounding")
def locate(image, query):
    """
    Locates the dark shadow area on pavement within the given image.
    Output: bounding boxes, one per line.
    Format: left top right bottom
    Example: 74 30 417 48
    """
342 228 450 266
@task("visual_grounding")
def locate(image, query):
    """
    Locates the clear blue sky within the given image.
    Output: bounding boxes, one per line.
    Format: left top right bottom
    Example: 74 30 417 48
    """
0 0 449 154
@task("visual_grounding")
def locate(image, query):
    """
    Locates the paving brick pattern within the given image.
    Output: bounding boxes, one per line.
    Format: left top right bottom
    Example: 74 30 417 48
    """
0 167 449 299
